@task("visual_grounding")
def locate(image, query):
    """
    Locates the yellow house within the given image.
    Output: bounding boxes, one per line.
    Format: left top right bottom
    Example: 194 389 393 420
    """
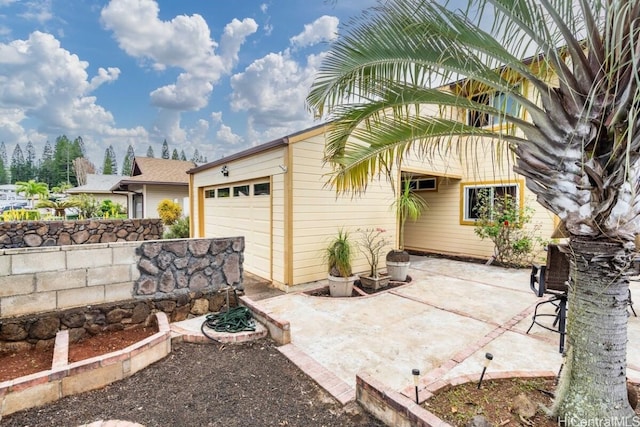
188 124 406 290
189 111 557 290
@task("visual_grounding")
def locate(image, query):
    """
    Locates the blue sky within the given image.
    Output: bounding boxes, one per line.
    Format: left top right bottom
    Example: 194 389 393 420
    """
0 0 377 171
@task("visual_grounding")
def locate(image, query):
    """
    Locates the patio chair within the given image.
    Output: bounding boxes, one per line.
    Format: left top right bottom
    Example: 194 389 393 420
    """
527 243 570 353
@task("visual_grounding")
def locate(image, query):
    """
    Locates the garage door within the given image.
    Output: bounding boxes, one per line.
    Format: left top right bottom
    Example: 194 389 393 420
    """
203 180 271 280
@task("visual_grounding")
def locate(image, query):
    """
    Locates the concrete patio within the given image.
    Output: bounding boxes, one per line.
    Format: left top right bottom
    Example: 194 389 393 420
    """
251 255 640 404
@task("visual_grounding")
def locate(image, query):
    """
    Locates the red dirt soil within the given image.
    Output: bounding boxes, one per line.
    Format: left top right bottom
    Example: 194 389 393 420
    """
0 327 156 382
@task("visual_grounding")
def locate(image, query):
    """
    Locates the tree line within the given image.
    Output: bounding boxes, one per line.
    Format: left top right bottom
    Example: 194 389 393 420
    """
0 137 208 187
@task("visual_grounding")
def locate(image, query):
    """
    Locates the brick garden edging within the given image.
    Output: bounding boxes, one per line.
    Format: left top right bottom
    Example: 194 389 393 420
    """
0 312 171 418
239 295 290 345
356 371 561 427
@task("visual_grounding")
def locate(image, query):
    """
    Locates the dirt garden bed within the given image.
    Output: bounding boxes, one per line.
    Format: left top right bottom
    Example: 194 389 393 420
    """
0 347 54 383
2 340 386 427
0 326 157 382
424 377 640 426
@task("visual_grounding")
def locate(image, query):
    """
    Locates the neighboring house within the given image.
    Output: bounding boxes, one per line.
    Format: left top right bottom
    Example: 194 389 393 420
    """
189 120 557 290
112 157 195 219
66 174 127 208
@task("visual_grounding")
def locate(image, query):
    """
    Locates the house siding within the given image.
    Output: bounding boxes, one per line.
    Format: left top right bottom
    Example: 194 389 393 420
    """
143 185 189 219
289 134 397 285
404 141 556 260
190 146 286 285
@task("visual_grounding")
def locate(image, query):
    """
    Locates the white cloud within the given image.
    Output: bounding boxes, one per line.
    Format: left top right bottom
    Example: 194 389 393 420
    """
150 73 213 110
229 50 323 143
101 0 257 111
0 108 27 142
0 31 145 165
151 110 186 145
0 31 113 116
260 3 268 13
210 111 222 123
218 18 260 68
216 124 243 145
18 0 52 23
289 15 338 48
189 119 210 143
88 67 120 91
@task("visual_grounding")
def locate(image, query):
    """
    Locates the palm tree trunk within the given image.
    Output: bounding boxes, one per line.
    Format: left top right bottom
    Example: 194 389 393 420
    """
553 239 638 424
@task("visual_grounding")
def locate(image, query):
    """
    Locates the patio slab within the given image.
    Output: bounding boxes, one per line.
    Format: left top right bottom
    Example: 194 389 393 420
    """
256 256 640 399
170 255 640 417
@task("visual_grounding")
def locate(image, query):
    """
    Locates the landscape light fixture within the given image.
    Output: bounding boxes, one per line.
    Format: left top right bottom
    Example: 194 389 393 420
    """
221 165 229 177
412 368 420 404
477 352 493 389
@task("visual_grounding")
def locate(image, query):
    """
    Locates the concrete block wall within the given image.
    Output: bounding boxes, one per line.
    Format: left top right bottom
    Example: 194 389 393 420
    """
0 242 140 318
0 237 244 320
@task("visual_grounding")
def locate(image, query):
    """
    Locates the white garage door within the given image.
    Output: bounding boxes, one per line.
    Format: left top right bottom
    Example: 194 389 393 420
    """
203 180 271 280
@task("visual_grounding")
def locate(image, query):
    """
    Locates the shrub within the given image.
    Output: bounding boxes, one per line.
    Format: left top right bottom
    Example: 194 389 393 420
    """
324 229 354 277
163 216 190 239
473 192 545 267
157 199 182 226
70 194 101 219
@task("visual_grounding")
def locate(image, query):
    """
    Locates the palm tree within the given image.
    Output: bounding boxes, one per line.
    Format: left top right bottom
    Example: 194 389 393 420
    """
15 180 49 208
36 199 81 217
307 0 640 422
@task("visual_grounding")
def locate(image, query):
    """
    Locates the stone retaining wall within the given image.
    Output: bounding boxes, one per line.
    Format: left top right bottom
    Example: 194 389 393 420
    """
135 238 242 297
0 218 163 249
0 237 244 350
0 289 237 353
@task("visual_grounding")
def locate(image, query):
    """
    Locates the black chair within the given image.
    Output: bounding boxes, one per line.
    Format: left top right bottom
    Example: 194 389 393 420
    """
527 244 570 353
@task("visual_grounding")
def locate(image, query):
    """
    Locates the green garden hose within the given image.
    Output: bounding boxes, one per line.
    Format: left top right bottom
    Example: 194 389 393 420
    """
201 306 256 342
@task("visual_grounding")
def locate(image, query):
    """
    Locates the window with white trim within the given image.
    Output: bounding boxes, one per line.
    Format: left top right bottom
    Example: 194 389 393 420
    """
462 183 519 222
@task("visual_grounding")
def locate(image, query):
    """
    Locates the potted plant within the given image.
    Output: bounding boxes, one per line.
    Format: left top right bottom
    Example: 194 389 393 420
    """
357 227 391 290
325 229 357 297
387 178 428 281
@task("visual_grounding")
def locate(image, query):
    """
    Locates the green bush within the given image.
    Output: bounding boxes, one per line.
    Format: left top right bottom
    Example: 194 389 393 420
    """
163 216 190 239
473 193 545 267
157 199 182 226
70 194 101 219
100 199 126 217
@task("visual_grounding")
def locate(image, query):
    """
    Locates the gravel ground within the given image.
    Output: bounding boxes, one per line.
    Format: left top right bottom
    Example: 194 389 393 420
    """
2 340 385 427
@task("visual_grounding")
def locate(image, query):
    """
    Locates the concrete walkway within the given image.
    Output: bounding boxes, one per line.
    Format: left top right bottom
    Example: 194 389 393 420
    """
256 256 640 401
